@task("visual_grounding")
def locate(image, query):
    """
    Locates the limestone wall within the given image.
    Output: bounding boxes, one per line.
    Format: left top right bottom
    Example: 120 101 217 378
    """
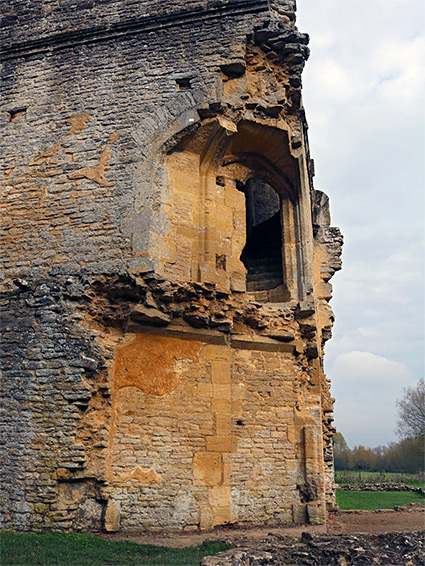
0 0 342 532
105 334 322 530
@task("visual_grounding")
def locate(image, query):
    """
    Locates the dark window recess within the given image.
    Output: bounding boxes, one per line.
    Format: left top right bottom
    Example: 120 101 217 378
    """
220 61 246 78
240 179 283 292
216 253 226 271
8 107 26 122
176 77 192 90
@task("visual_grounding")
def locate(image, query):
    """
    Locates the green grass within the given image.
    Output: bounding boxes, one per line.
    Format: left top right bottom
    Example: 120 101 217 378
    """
0 532 232 566
336 490 425 511
335 470 425 487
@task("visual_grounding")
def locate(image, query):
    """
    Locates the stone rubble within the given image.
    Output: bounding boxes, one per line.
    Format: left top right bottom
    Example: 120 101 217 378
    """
337 483 425 495
201 531 424 566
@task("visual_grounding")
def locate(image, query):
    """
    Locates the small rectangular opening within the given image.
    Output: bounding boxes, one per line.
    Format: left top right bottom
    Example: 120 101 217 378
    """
216 254 226 271
176 77 192 91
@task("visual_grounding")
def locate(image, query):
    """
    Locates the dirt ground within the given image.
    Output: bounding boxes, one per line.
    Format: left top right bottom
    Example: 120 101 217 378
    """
106 508 424 549
328 508 424 535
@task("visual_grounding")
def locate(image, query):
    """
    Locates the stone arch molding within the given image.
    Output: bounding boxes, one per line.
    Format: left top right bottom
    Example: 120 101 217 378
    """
162 113 315 304
126 89 208 274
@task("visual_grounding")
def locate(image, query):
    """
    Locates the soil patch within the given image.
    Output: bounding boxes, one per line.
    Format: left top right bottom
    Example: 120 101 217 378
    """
106 506 424 565
329 508 424 535
106 507 424 548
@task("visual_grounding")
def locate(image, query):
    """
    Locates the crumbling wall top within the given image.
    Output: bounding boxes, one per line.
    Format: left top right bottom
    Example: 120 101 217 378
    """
0 2 304 61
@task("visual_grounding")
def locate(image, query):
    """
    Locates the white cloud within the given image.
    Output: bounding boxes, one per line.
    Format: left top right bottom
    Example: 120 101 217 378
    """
373 36 425 103
311 59 355 101
330 350 412 387
296 0 425 447
328 351 413 446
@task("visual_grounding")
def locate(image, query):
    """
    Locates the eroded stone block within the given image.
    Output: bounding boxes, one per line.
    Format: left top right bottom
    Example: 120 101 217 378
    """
193 453 222 487
104 500 121 533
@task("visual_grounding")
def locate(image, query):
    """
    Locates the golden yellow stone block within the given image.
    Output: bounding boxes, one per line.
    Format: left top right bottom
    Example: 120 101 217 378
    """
206 435 238 453
214 413 231 435
212 506 232 525
211 398 232 414
193 452 222 486
211 360 231 384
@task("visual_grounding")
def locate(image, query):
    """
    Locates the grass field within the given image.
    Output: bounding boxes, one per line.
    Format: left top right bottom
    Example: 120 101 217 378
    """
336 490 425 511
0 532 231 566
335 470 425 486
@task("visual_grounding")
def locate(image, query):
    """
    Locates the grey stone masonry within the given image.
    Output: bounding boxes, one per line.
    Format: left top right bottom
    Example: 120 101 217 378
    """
1 0 342 532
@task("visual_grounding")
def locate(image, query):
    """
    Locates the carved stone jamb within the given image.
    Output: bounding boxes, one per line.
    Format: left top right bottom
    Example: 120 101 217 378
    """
199 118 238 287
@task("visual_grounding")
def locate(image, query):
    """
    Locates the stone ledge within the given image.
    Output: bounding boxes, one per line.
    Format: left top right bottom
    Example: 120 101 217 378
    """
230 334 295 352
1 0 269 60
125 322 228 345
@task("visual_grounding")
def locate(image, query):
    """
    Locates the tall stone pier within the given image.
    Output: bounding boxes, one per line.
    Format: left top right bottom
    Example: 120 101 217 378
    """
0 0 342 532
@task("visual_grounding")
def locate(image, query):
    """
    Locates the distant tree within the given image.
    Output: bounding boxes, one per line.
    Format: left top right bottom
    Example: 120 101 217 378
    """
333 431 349 452
351 445 376 471
333 431 351 470
332 428 424 474
382 436 424 473
396 378 425 439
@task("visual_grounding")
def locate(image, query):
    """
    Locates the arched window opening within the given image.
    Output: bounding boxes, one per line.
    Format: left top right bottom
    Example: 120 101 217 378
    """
165 118 312 304
239 178 283 293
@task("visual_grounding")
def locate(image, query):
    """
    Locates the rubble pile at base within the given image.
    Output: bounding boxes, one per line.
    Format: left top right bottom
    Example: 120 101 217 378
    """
201 531 424 566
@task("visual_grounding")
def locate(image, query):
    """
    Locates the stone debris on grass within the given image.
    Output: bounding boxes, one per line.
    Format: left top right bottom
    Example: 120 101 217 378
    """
200 531 424 566
337 483 425 495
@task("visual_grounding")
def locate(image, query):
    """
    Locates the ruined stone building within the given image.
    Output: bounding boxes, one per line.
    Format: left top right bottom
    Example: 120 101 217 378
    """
0 0 342 532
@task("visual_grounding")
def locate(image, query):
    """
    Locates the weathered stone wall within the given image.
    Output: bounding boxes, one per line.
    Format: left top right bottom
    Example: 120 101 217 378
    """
1 0 342 532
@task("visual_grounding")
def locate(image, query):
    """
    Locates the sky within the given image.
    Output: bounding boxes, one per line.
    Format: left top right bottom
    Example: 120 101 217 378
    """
295 0 425 448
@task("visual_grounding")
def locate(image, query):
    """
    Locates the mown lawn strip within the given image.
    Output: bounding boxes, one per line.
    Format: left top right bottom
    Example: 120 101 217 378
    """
0 532 232 566
336 490 425 511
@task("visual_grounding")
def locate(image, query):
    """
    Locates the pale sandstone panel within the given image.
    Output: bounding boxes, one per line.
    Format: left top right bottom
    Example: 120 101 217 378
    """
193 453 222 487
229 348 323 525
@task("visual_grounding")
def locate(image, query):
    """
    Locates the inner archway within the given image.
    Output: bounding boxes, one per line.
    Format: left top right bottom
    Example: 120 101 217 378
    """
239 178 283 293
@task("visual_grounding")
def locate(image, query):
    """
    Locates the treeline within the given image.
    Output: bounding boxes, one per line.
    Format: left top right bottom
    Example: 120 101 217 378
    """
333 433 424 474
